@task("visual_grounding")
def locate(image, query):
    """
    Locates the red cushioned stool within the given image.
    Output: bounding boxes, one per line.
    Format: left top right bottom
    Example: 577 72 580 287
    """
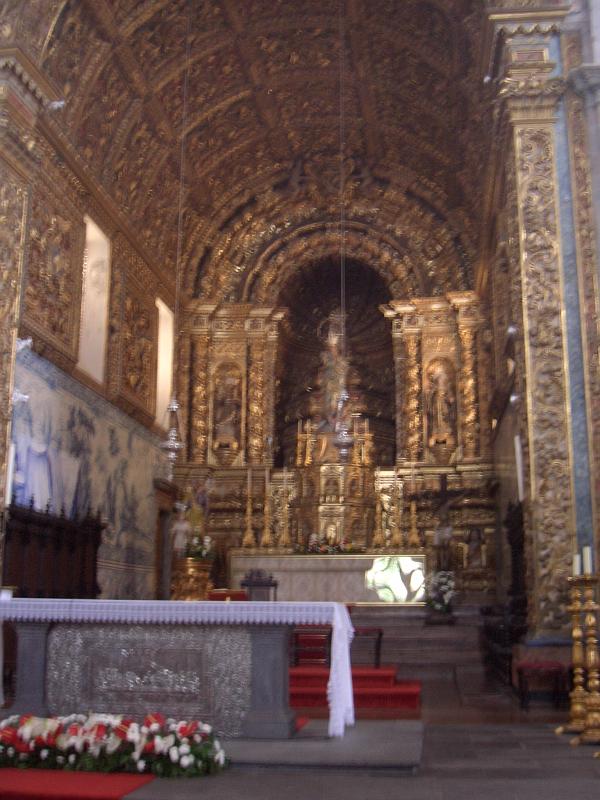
515 660 567 710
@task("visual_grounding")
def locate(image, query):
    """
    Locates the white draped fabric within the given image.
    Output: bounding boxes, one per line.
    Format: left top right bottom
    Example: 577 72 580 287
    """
0 599 355 737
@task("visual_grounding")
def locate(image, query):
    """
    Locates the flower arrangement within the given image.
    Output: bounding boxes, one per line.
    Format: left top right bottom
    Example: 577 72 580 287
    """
186 534 214 561
0 712 226 777
425 570 456 613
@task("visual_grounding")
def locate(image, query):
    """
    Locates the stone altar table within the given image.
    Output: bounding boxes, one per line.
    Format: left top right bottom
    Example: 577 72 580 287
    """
230 553 427 604
0 599 354 738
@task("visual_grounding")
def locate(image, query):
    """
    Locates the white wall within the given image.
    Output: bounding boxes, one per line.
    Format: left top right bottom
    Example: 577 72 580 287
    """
77 217 110 383
155 297 174 427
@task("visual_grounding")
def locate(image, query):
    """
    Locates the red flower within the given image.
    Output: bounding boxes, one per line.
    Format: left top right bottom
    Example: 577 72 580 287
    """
0 727 18 745
15 738 30 754
88 723 107 740
67 723 81 737
178 721 199 737
143 712 166 729
143 740 155 753
114 720 134 740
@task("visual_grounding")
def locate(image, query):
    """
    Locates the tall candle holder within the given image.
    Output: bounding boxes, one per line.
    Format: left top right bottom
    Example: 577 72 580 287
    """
242 474 255 549
261 482 273 549
390 479 403 549
556 575 586 736
576 574 600 745
408 499 420 548
279 482 291 550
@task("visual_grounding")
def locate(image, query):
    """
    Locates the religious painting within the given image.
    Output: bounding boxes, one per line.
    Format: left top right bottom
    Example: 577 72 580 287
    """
365 556 426 603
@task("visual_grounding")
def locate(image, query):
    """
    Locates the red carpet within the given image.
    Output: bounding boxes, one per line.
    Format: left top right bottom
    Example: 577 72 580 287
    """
0 769 154 799
290 665 421 718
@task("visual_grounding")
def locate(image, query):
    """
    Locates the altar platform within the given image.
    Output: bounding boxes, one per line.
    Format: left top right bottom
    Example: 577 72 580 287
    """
230 552 426 604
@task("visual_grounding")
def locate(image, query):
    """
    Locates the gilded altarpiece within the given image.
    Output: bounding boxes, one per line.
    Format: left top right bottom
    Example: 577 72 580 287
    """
180 304 286 469
21 186 85 371
106 236 158 427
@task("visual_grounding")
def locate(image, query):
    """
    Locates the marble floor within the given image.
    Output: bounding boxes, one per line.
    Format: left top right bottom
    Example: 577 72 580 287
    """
127 667 596 800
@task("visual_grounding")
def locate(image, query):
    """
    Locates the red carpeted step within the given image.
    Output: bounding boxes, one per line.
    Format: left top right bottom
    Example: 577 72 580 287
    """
351 667 397 687
290 680 421 712
0 768 154 799
354 682 421 710
289 665 398 688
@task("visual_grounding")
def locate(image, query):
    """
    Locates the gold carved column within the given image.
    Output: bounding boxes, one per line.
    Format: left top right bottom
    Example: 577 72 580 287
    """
246 309 285 465
489 13 576 632
190 334 210 463
247 336 265 464
451 294 481 461
184 304 216 465
381 302 423 463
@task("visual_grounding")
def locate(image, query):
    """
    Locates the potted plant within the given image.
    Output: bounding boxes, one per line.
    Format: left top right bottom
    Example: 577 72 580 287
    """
425 570 456 624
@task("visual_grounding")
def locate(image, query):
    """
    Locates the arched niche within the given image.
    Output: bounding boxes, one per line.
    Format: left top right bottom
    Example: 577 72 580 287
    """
272 256 395 467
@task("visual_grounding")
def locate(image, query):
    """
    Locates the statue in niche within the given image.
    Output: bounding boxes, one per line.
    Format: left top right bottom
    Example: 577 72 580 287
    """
212 365 242 456
171 502 192 557
425 358 457 461
310 311 357 463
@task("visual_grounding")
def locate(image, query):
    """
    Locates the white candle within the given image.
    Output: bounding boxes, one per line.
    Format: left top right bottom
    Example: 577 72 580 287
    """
4 442 15 507
514 434 524 502
583 545 593 575
573 553 582 576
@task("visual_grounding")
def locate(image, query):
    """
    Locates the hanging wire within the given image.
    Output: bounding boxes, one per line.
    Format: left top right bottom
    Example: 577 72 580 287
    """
160 2 193 478
174 2 193 344
339 0 346 363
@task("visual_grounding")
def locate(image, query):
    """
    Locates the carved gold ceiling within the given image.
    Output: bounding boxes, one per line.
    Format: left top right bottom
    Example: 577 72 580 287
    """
9 0 492 302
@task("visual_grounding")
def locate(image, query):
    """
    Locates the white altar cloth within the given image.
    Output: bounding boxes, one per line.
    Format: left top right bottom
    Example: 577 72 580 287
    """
0 599 355 738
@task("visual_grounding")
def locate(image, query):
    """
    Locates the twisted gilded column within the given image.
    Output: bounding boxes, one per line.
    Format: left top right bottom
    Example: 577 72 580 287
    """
176 333 191 459
403 332 423 463
189 334 210 463
247 340 265 464
458 324 480 461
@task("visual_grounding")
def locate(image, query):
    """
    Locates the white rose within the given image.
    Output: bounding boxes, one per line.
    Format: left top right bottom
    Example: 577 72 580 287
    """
169 745 179 763
126 723 140 743
68 753 76 764
214 748 225 766
137 759 146 772
150 722 160 733
180 754 191 769
40 749 49 760
7 747 15 757
179 743 191 756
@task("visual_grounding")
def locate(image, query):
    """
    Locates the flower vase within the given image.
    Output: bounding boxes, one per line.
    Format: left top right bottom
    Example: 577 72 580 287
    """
171 557 213 601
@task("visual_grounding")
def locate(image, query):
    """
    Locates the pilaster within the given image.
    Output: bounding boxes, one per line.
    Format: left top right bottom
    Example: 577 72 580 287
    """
487 6 592 633
0 49 57 509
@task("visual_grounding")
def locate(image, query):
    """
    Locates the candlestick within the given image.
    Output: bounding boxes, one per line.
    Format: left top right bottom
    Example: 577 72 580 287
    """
247 467 252 496
573 553 582 577
4 442 15 507
556 576 587 736
583 546 593 575
514 434 524 502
